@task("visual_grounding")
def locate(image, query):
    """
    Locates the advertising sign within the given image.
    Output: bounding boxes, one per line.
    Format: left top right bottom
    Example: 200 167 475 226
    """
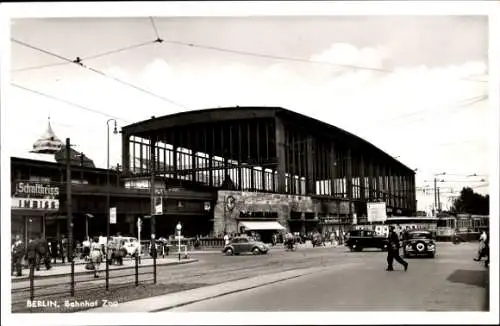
15 182 59 197
367 202 387 222
12 181 60 210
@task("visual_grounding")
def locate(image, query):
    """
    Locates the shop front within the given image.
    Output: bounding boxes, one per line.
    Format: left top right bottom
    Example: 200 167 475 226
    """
11 181 60 247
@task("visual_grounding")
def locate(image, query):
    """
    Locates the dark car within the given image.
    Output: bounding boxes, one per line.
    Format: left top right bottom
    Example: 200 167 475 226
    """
345 230 389 252
222 236 269 255
402 230 436 258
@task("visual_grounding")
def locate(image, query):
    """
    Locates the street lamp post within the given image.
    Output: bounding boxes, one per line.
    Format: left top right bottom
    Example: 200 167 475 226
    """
176 222 182 261
433 172 446 216
106 118 118 291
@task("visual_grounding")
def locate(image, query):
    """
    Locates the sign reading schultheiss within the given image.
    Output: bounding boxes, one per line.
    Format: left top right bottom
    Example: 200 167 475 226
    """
367 202 387 223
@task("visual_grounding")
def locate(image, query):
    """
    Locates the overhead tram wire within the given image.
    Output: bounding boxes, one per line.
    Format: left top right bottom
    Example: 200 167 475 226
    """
11 39 161 73
149 17 163 43
11 83 129 122
370 94 489 126
13 18 164 74
11 38 189 110
160 39 488 84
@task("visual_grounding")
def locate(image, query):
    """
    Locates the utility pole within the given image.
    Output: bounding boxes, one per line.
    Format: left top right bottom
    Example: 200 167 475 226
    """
150 137 156 239
437 187 441 212
434 177 437 216
65 138 74 296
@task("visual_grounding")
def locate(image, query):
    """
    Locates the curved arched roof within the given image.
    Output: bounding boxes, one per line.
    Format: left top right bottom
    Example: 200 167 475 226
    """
122 106 415 174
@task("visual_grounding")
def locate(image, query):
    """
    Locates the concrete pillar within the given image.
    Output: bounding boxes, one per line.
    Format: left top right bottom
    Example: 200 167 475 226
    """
306 137 315 195
329 143 336 197
275 118 287 193
121 132 130 175
346 149 353 222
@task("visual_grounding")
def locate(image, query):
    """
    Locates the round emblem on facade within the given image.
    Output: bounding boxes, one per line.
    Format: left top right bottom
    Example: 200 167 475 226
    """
225 196 236 212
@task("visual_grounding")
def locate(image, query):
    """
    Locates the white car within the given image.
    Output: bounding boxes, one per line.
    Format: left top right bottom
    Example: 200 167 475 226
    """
110 236 140 257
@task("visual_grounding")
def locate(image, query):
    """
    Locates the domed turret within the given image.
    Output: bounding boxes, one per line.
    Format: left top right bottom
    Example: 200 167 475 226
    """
31 118 63 154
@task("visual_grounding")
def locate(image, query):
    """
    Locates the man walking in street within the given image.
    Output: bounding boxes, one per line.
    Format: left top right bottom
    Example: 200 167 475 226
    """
387 226 408 272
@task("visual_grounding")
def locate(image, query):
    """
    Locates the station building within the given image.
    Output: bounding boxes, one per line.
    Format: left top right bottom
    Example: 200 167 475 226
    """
120 106 417 242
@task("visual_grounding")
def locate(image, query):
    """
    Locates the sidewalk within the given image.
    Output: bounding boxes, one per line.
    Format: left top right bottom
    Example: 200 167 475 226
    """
11 257 198 282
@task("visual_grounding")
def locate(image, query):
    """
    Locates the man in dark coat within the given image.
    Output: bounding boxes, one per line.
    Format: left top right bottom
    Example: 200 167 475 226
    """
387 226 408 272
25 239 38 275
35 238 52 271
60 235 68 263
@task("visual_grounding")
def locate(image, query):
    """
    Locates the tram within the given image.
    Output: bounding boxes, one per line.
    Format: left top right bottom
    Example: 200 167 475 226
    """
436 214 489 241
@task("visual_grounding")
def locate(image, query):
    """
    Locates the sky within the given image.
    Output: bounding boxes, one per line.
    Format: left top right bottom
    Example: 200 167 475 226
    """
6 14 492 213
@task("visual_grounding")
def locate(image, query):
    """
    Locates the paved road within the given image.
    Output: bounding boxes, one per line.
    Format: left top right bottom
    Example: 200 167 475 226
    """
171 243 488 312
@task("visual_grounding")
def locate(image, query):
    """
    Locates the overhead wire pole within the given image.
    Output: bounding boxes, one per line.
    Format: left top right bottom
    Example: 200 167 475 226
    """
105 119 117 291
65 138 75 297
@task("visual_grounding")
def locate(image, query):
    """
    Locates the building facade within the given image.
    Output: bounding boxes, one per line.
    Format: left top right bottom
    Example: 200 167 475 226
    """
120 107 417 238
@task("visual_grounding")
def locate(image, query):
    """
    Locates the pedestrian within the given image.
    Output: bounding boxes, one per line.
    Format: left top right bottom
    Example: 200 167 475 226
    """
82 237 91 259
11 235 24 277
386 226 408 272
59 235 68 264
25 239 38 276
35 237 52 271
474 230 488 261
49 239 59 264
224 233 230 246
89 236 103 278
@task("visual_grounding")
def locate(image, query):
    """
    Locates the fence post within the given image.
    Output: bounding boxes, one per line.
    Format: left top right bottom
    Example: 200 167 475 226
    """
135 253 139 287
29 264 35 302
70 259 75 296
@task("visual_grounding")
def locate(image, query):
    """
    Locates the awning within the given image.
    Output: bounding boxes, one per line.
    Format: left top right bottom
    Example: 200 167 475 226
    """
239 221 286 231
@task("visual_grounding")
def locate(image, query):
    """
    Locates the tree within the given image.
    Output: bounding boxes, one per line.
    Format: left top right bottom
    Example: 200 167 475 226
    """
450 187 489 215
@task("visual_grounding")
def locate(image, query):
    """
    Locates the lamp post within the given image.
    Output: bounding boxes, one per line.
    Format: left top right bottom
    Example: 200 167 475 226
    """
176 222 182 261
106 118 118 291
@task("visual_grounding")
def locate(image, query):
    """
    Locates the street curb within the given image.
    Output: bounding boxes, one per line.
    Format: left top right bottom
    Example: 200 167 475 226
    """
88 263 359 313
11 259 198 283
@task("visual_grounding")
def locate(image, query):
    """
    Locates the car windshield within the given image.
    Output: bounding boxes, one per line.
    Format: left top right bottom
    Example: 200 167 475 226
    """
407 232 432 239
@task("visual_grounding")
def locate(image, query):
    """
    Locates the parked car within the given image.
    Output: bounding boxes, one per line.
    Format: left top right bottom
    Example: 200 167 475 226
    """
345 230 389 252
110 236 140 257
402 230 436 258
223 236 269 255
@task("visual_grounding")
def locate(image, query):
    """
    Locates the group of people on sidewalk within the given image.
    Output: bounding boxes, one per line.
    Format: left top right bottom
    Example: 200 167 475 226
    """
11 235 53 277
